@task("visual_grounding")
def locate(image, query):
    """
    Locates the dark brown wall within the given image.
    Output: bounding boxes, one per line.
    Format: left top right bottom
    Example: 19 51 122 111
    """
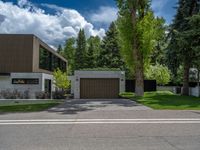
0 34 67 74
0 34 34 73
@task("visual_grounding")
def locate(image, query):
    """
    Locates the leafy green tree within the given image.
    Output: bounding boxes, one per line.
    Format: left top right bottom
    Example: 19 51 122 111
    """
63 37 76 75
53 68 70 90
98 22 125 70
151 27 168 65
168 0 200 95
116 0 164 96
74 29 87 70
145 64 171 85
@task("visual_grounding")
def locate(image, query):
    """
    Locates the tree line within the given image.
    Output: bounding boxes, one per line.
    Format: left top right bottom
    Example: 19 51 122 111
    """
57 22 126 76
57 0 200 97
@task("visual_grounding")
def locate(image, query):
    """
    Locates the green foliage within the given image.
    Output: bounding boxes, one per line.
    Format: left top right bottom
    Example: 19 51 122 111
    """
117 0 165 71
116 0 165 96
136 12 165 66
53 69 70 90
145 64 171 85
98 22 125 70
85 42 95 68
74 29 87 70
150 26 168 65
119 92 135 98
87 36 102 67
63 37 76 75
167 0 200 84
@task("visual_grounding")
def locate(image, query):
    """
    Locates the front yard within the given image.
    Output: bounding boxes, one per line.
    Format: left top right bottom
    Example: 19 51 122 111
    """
0 100 62 112
120 91 200 110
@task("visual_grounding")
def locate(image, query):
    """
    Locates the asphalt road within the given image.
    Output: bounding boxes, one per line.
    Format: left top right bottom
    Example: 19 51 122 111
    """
1 99 200 150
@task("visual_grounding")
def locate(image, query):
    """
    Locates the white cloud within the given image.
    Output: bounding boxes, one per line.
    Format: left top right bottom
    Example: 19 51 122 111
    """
0 0 105 48
90 6 118 24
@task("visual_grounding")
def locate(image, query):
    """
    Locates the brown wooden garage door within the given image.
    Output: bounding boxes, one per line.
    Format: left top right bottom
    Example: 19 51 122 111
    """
80 78 119 99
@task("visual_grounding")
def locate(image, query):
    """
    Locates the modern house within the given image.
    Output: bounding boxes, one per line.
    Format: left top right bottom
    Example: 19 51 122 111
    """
0 34 67 99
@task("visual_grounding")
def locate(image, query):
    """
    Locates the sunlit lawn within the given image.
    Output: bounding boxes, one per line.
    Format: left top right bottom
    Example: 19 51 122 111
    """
120 91 200 110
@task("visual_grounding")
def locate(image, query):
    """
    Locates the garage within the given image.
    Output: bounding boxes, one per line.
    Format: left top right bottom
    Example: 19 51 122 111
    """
72 71 125 99
80 78 119 99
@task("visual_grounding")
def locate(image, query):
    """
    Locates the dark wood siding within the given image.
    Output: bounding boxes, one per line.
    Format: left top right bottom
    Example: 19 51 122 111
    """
0 34 67 74
80 78 119 99
0 34 34 73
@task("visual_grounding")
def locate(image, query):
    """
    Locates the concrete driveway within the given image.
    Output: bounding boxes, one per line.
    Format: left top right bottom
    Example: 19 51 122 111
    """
1 99 200 150
48 99 151 114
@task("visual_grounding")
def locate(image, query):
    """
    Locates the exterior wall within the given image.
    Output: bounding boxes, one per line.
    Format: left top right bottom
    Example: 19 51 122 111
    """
0 34 34 73
0 76 12 90
190 87 200 97
158 86 200 97
11 73 43 99
0 34 67 74
0 73 53 99
68 76 75 94
74 71 125 99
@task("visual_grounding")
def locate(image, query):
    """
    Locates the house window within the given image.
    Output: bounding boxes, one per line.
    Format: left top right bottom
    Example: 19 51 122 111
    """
39 46 67 72
12 79 39 84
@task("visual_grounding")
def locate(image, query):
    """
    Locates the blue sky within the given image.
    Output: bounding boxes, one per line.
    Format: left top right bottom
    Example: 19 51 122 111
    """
0 0 178 47
7 0 178 23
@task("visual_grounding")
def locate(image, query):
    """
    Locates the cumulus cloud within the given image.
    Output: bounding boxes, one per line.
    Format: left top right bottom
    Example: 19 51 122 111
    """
90 6 118 24
0 0 105 48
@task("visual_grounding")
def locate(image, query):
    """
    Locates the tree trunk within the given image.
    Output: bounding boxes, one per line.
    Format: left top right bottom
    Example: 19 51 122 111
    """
182 61 190 96
130 0 144 96
134 50 144 96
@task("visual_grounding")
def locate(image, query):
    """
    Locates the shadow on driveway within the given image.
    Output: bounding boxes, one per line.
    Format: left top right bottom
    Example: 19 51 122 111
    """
48 99 150 115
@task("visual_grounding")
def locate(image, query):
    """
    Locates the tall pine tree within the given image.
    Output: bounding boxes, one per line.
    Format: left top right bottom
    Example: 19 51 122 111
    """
168 0 200 95
57 45 63 54
63 37 76 75
85 42 95 68
98 22 125 69
74 29 87 70
87 36 101 67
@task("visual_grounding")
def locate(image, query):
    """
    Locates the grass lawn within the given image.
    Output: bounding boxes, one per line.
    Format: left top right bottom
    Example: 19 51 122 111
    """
120 91 200 110
0 100 62 112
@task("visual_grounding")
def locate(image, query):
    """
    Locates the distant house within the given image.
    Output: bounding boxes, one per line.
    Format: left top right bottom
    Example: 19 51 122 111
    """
0 34 67 99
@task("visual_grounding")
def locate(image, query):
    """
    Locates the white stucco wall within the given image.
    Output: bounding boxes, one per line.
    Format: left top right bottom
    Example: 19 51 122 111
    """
0 73 53 99
73 71 125 99
0 76 12 90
